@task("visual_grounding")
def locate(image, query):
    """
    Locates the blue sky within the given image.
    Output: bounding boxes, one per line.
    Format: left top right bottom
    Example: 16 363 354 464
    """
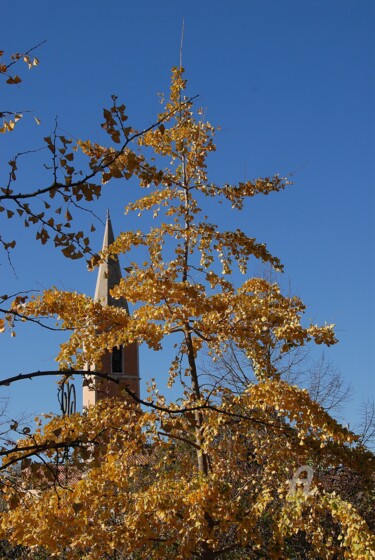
1 1 374 432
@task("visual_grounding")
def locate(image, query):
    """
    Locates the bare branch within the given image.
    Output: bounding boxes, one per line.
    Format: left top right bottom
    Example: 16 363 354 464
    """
357 397 375 448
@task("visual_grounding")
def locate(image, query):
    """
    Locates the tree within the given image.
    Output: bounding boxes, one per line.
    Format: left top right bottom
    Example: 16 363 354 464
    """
0 67 374 559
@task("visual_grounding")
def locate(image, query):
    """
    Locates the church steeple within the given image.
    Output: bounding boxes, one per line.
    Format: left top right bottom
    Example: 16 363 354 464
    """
83 212 140 409
94 210 129 312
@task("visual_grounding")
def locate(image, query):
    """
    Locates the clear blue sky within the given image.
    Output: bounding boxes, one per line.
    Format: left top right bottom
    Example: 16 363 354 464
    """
1 1 374 432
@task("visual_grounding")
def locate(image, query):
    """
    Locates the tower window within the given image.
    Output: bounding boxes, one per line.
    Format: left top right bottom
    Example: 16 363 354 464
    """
112 346 123 374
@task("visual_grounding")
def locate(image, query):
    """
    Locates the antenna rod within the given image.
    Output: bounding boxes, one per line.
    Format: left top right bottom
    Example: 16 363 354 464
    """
180 18 185 69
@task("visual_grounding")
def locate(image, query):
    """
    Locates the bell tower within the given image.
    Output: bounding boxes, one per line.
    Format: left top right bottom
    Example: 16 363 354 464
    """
82 211 140 408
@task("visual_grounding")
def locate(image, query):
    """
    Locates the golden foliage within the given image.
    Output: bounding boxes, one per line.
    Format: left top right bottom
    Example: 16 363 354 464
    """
1 67 374 559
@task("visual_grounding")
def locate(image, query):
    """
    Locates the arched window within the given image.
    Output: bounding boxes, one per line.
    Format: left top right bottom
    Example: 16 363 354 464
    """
112 346 123 374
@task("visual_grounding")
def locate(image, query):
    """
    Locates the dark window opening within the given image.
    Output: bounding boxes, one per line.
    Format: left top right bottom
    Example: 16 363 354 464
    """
112 346 123 373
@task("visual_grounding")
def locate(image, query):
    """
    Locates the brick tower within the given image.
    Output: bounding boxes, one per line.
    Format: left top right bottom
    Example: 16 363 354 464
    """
82 211 139 408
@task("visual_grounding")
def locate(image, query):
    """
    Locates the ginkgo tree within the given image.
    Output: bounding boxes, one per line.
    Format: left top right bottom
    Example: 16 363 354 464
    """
0 67 374 560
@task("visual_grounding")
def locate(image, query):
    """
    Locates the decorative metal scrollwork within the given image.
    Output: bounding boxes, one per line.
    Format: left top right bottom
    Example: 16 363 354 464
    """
57 381 76 416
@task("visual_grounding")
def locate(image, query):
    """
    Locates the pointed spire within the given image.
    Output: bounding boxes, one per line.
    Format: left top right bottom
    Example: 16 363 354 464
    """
94 212 129 312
